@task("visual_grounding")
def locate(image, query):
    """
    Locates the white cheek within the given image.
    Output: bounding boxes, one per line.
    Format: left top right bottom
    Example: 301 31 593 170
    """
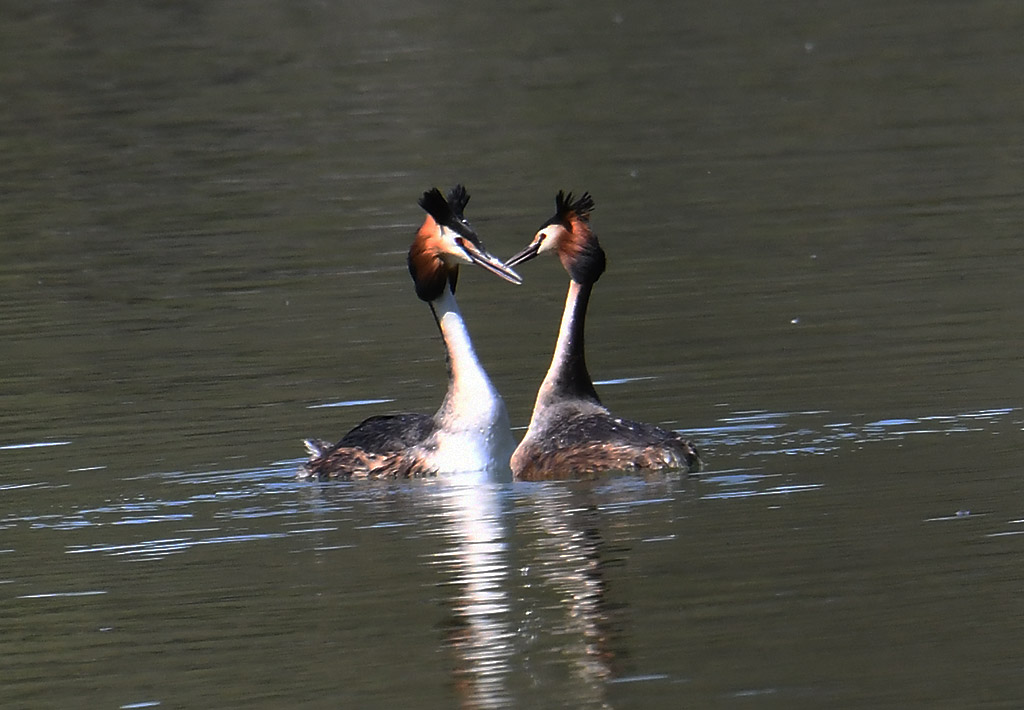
537 235 557 254
443 233 473 263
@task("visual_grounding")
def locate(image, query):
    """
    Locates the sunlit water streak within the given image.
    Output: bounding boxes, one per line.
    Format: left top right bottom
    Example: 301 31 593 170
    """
17 590 108 599
0 441 73 451
306 397 396 409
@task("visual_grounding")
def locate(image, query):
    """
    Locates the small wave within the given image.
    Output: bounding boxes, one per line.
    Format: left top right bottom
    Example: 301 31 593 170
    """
17 590 107 599
0 440 72 451
686 406 1018 458
307 398 395 409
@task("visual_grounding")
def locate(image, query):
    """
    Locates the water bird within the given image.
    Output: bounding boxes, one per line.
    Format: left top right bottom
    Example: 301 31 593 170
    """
301 186 521 479
504 191 701 479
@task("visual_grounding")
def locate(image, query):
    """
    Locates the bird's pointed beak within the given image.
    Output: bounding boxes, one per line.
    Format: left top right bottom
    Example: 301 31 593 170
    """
503 239 541 269
457 237 523 285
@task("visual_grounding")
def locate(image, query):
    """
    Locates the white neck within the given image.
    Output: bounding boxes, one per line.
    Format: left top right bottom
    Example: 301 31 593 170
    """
532 279 602 414
542 281 582 390
429 288 515 476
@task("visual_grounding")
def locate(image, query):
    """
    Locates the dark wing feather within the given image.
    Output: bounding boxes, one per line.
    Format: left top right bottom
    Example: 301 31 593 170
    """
514 413 700 480
544 413 678 448
300 413 437 480
335 413 435 451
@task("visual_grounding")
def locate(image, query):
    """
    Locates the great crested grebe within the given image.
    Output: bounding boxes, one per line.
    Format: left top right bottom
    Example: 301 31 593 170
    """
301 185 521 479
504 191 701 480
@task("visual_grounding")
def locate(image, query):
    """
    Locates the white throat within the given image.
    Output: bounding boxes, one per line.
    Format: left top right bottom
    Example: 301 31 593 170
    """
518 279 606 450
429 288 515 476
539 280 584 397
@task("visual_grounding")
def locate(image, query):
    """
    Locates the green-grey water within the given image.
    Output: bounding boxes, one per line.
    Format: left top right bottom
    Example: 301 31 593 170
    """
3 1 1024 708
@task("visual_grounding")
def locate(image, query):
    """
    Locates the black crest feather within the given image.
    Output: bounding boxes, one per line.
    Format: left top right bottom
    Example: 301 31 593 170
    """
418 184 471 227
418 187 453 226
555 190 595 224
446 184 470 219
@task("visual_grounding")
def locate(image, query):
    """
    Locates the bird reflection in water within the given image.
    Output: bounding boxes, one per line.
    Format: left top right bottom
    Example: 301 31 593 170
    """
297 471 637 708
432 475 627 709
517 483 625 693
430 474 517 709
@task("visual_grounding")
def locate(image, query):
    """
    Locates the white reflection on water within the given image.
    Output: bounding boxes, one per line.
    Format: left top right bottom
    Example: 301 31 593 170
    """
17 590 107 599
0 440 72 451
427 474 517 709
306 398 396 409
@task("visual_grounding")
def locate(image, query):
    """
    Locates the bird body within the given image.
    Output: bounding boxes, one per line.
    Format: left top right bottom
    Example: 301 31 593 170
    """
506 191 700 480
301 186 519 480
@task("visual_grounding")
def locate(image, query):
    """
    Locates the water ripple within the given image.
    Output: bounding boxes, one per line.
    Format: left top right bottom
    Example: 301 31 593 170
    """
67 531 293 561
687 406 1018 457
0 440 72 451
5 407 1013 564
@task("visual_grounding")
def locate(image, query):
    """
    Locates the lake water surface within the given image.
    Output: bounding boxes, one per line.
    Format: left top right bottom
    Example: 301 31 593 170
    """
3 1 1024 708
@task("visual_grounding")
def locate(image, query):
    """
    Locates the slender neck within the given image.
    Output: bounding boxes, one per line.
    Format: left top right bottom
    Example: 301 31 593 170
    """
429 288 501 420
535 279 602 409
